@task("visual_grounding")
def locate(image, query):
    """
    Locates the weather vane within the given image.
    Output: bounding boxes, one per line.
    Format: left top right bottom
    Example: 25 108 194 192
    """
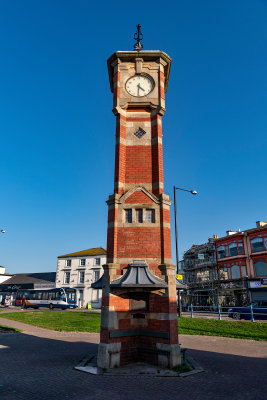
134 24 143 51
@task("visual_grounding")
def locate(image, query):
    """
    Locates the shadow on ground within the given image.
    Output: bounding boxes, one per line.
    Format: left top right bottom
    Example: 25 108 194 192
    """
0 331 267 400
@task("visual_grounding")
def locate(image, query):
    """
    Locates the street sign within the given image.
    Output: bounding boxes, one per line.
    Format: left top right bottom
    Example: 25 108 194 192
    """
198 254 204 260
176 274 183 280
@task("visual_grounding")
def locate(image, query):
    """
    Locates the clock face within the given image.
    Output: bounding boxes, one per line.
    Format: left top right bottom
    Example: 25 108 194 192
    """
125 75 154 97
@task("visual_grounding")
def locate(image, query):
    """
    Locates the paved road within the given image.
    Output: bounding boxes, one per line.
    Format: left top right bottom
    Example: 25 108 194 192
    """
0 317 267 400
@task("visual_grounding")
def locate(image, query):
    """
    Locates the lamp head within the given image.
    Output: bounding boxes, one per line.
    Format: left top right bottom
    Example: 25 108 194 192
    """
190 190 197 195
1 230 5 234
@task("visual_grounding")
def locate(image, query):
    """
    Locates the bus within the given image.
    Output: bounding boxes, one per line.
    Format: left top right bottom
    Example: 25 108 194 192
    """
15 288 77 310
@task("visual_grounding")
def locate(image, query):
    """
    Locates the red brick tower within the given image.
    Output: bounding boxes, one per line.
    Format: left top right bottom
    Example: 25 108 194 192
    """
95 37 181 369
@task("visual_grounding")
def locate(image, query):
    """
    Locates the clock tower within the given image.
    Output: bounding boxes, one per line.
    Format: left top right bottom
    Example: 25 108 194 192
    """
95 26 181 370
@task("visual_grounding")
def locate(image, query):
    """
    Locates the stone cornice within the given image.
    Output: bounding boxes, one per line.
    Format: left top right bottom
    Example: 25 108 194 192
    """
107 51 172 93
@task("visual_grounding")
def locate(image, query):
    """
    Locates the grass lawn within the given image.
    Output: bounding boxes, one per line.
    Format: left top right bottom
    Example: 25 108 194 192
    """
0 324 21 333
1 311 267 340
0 311 101 332
178 317 267 341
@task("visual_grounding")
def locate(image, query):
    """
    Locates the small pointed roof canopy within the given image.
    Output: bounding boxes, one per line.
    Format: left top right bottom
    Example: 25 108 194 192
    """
91 275 103 289
110 261 167 288
92 274 187 290
92 261 168 289
91 261 187 289
176 278 187 289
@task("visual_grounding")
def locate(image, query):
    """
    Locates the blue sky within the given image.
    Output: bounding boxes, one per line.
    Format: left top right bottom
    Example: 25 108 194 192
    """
0 0 266 273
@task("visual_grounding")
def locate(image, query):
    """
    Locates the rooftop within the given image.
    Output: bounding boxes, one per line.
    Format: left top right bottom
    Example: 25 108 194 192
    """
58 247 106 259
216 221 267 242
1 272 56 285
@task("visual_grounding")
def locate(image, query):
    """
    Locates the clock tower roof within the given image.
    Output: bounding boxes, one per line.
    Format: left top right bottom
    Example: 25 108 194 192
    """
107 50 172 93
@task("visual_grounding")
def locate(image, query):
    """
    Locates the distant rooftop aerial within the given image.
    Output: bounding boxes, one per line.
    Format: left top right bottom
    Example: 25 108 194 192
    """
58 247 106 258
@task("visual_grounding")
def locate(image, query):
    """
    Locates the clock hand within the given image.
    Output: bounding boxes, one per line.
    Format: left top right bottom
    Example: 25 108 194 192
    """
137 83 144 96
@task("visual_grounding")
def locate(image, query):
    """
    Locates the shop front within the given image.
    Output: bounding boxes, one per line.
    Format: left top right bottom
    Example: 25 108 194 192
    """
249 279 267 302
0 284 34 306
217 281 248 307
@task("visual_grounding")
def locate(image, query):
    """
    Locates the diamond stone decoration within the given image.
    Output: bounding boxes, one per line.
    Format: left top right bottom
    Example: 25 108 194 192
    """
134 127 146 139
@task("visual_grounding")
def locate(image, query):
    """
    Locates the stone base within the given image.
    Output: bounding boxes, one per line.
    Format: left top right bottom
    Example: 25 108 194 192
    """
156 343 181 368
97 342 121 369
97 341 181 369
75 352 204 377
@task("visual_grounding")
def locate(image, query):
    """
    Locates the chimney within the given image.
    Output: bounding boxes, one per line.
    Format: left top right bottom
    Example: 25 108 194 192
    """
256 221 267 228
0 266 6 275
226 230 238 236
208 234 218 242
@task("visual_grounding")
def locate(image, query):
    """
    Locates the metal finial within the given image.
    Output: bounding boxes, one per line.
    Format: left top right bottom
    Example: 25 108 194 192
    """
134 24 143 51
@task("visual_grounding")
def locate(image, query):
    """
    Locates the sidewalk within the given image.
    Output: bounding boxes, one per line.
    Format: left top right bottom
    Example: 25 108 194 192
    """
0 317 267 400
1 315 267 356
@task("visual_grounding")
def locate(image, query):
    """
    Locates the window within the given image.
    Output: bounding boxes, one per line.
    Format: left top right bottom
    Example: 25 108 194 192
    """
241 266 247 277
93 270 100 282
42 291 49 300
66 290 76 301
231 265 240 279
80 259 86 266
219 261 247 280
229 242 238 257
219 266 229 280
31 292 36 300
94 257 100 266
217 246 225 259
64 271 70 284
238 241 244 254
125 209 132 223
217 240 245 258
79 270 85 284
251 237 265 252
254 258 267 277
16 291 23 300
91 289 99 302
66 259 71 267
146 209 155 223
48 291 56 300
54 291 60 300
136 209 143 223
37 291 42 300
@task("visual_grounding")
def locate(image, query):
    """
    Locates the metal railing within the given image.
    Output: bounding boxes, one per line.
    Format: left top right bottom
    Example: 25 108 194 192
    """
181 304 267 322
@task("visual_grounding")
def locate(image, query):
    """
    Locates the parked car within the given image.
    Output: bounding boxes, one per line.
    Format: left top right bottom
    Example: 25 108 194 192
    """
228 301 267 320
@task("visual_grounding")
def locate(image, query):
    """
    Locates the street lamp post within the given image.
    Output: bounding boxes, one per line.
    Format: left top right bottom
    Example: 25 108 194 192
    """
173 186 197 316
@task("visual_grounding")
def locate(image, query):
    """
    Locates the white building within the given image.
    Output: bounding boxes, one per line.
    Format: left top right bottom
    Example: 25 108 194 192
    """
0 266 12 284
56 247 106 308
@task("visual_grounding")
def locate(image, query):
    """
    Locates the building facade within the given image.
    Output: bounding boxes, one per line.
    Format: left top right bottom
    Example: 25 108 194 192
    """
216 221 267 305
182 237 218 307
0 266 12 284
182 221 267 308
56 247 106 308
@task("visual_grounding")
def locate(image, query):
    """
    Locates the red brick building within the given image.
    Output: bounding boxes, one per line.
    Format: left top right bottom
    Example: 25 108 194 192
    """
215 221 267 305
95 44 180 369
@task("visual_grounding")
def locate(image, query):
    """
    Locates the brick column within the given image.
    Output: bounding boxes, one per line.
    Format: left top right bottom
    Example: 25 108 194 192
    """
157 264 181 367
